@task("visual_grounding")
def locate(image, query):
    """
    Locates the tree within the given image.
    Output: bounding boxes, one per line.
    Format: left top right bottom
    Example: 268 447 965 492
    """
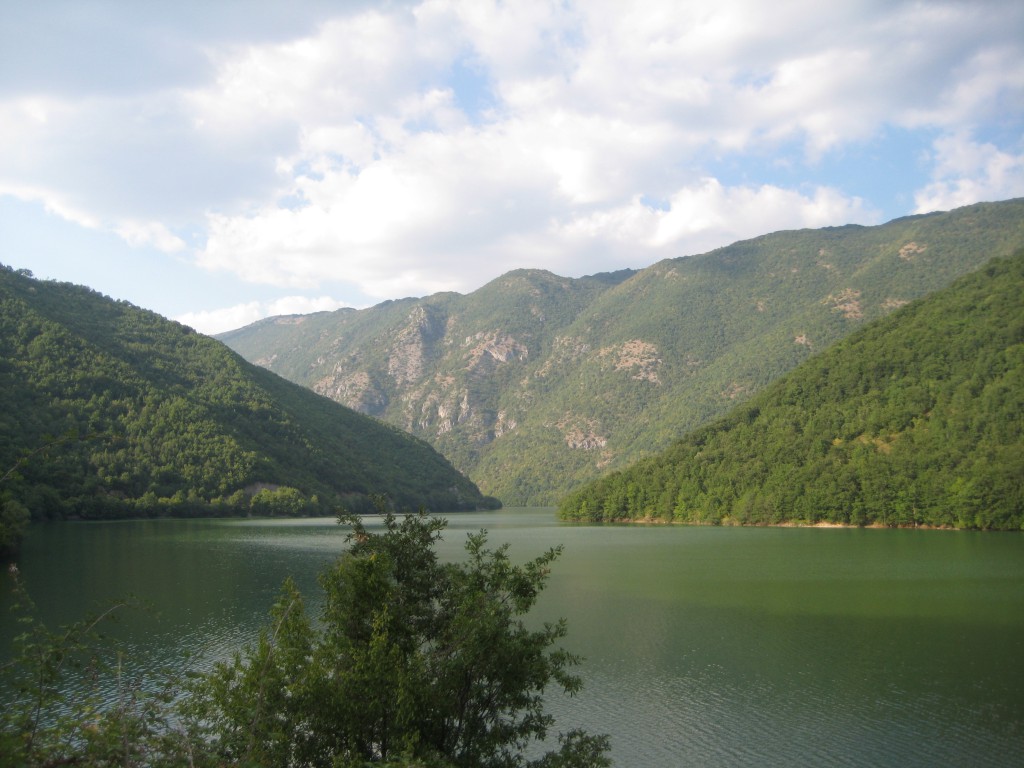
0 497 30 558
0 512 610 766
185 511 610 767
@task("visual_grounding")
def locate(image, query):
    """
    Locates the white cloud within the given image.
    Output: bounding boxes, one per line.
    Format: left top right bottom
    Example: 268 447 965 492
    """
914 134 1024 213
651 181 876 247
2 0 1022 323
1 173 186 254
557 179 878 261
176 295 351 336
0 182 101 230
114 220 187 253
199 165 877 296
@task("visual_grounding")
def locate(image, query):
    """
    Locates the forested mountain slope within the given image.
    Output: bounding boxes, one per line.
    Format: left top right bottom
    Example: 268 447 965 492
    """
559 252 1024 530
220 199 1024 505
0 265 494 522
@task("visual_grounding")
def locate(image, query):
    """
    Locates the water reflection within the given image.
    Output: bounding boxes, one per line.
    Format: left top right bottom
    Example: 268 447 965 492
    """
2 511 1022 767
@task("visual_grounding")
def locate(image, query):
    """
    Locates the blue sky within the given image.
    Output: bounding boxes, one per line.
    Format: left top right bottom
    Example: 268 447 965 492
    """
2 0 1022 334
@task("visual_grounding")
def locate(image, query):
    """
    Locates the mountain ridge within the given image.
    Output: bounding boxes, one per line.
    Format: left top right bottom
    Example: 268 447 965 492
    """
219 199 1024 505
558 250 1024 529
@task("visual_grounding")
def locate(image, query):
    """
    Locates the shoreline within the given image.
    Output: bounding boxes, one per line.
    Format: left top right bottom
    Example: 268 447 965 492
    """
562 515 965 531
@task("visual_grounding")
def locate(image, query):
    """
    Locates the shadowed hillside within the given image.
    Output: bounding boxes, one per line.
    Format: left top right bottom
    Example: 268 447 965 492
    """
0 265 495 525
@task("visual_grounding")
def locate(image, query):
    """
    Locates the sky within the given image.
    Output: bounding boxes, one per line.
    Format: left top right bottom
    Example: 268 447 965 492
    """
2 0 1023 335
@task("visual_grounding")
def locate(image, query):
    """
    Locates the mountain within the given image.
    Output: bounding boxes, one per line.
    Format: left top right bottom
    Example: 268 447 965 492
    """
558 251 1024 530
0 265 496 523
219 199 1024 505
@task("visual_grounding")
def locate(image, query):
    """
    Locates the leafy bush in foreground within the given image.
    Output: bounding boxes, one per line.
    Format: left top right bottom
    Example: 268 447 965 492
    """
1 513 610 767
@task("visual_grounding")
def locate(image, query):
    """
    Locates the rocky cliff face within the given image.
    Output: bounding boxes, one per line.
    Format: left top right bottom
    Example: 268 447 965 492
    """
310 307 538 447
218 200 1024 505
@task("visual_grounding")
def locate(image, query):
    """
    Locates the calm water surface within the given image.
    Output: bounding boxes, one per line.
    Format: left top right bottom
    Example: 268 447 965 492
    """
2 509 1022 767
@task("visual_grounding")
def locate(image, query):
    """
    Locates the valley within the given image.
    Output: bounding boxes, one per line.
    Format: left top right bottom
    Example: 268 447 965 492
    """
219 199 1024 505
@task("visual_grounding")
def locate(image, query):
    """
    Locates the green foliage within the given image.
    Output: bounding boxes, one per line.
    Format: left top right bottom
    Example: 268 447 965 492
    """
219 199 1024 505
183 511 609 767
0 265 495 522
559 252 1024 530
0 515 609 767
0 498 30 558
0 565 188 766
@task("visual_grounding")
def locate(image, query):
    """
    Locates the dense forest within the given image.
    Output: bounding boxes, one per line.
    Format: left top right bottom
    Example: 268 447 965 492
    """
558 252 1024 530
221 199 1024 504
0 264 495 547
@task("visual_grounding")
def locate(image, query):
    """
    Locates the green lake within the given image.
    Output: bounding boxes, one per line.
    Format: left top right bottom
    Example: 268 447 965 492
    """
2 509 1023 767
